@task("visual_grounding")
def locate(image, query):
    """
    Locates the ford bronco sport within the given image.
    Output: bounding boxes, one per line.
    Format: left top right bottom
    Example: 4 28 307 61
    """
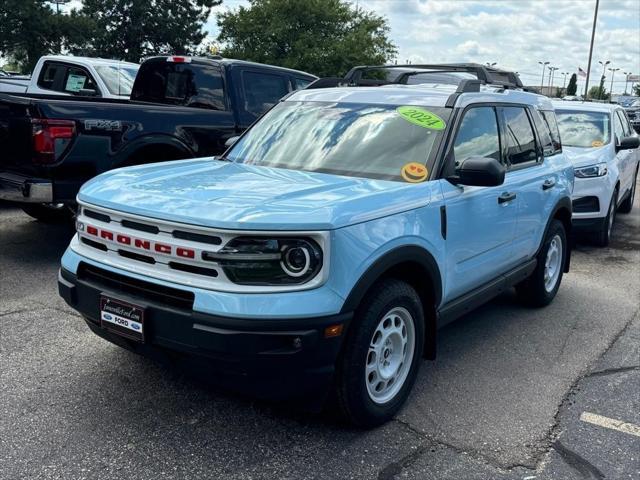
58 64 574 427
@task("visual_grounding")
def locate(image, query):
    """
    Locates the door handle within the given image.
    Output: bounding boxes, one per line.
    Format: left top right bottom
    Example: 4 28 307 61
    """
542 178 556 190
498 192 517 204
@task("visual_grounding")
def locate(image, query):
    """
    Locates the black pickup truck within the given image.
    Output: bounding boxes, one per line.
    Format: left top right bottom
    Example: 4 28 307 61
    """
0 55 316 221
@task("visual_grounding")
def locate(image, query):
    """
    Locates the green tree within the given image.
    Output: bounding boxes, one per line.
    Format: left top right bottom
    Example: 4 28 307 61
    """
566 73 577 96
0 0 62 72
588 85 609 100
75 0 221 63
217 0 397 76
634 83 640 96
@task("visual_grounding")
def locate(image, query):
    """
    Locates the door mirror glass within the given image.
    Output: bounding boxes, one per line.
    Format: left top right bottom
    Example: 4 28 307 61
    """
449 156 506 187
618 136 640 151
225 135 240 148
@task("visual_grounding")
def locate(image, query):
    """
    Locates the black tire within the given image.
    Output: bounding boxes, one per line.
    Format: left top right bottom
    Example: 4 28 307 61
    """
21 203 74 223
618 168 638 214
595 189 618 247
335 279 425 427
516 219 567 307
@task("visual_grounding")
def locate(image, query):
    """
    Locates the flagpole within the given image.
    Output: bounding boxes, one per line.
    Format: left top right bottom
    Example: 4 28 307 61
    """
584 0 599 99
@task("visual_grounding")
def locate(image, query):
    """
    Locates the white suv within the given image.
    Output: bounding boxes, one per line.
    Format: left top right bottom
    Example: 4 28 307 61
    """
553 102 640 246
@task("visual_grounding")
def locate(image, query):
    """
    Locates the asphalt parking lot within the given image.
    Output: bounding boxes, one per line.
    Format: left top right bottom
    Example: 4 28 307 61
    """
1 186 638 480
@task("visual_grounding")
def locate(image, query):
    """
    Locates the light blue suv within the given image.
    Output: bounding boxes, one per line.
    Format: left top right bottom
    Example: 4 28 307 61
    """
58 65 574 426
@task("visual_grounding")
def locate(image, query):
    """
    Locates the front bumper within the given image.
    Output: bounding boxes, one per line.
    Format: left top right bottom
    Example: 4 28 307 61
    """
0 171 53 203
571 174 614 223
58 265 352 404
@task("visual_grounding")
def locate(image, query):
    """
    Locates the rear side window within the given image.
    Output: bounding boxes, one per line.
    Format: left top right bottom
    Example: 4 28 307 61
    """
502 107 538 166
131 61 226 110
242 71 289 116
63 67 97 94
38 62 64 90
453 107 501 163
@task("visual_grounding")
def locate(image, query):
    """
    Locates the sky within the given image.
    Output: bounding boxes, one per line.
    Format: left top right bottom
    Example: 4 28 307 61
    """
203 0 640 95
59 0 640 95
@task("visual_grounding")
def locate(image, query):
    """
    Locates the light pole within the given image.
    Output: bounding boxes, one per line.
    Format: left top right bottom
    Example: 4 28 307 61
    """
623 72 631 95
486 62 496 68
608 67 620 102
548 66 559 96
561 71 569 93
539 61 549 95
598 60 610 99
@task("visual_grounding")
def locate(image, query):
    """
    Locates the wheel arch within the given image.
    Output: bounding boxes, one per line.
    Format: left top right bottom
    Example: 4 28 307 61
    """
340 245 442 360
115 136 195 169
546 196 572 273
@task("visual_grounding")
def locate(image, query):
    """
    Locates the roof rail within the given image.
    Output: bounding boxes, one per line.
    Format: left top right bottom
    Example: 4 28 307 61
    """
306 63 523 91
346 63 523 88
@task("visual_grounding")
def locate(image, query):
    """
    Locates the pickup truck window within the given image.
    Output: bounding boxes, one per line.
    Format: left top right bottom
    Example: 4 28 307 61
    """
95 65 139 96
226 101 449 182
38 62 65 90
242 71 288 116
502 107 538 166
556 110 611 148
131 62 226 110
453 107 501 163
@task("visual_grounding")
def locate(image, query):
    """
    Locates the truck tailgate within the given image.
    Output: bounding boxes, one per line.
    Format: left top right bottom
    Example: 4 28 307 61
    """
0 94 35 170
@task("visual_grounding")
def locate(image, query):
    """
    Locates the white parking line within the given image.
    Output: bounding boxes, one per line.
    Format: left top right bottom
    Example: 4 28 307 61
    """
580 412 640 438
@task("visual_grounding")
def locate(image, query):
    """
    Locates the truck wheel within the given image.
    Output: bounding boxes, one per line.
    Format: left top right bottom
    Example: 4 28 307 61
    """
335 279 424 427
516 219 567 307
594 189 618 247
21 203 74 223
618 168 637 214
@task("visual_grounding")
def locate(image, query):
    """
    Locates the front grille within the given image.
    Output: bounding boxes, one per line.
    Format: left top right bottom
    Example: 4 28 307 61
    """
81 236 108 251
77 262 194 310
122 219 160 234
84 209 111 223
573 196 600 213
173 229 222 245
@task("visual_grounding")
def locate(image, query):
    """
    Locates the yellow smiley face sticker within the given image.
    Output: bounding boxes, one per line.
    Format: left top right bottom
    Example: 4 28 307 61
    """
401 162 428 183
592 140 604 147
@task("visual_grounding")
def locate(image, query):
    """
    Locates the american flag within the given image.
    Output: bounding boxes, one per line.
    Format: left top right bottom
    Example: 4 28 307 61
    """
578 67 587 78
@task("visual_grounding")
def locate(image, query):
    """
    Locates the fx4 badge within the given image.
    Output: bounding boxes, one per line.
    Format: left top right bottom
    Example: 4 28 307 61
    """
84 119 122 132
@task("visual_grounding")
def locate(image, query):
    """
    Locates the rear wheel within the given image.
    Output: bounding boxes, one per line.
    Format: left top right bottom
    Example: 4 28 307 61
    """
335 279 425 427
618 168 638 214
21 203 74 223
516 219 567 307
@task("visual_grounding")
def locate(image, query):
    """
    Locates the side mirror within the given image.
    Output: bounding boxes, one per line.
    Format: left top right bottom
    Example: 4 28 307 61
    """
448 156 506 187
78 88 98 97
617 136 640 151
225 136 240 148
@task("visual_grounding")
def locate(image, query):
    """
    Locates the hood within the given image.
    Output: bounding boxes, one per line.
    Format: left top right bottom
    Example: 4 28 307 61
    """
562 145 611 169
78 159 432 231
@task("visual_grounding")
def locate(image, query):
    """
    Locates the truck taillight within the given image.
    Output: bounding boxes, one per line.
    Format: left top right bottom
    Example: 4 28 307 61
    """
32 119 76 165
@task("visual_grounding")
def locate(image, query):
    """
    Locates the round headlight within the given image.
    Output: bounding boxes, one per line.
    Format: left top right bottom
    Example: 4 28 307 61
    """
281 245 311 277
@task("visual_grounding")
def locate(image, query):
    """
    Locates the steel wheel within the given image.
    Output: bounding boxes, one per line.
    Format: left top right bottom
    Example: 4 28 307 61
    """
544 234 563 293
365 306 415 404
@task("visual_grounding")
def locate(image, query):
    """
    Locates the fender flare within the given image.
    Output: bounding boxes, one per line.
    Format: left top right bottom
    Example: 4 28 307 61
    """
339 245 442 314
541 196 573 273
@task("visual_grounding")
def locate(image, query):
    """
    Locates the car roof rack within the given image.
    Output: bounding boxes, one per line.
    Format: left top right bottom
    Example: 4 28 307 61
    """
306 63 523 93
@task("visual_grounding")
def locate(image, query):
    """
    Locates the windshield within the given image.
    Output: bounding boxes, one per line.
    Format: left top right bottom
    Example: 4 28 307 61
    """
555 110 611 148
95 65 139 96
225 101 450 182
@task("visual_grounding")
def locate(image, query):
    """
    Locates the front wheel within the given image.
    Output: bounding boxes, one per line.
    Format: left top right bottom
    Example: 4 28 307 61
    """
595 189 618 247
516 219 567 307
618 168 637 214
335 279 425 427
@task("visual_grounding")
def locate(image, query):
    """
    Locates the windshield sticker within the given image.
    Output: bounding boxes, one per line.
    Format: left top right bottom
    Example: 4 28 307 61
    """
65 74 87 93
591 140 604 147
401 162 428 183
397 106 446 130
